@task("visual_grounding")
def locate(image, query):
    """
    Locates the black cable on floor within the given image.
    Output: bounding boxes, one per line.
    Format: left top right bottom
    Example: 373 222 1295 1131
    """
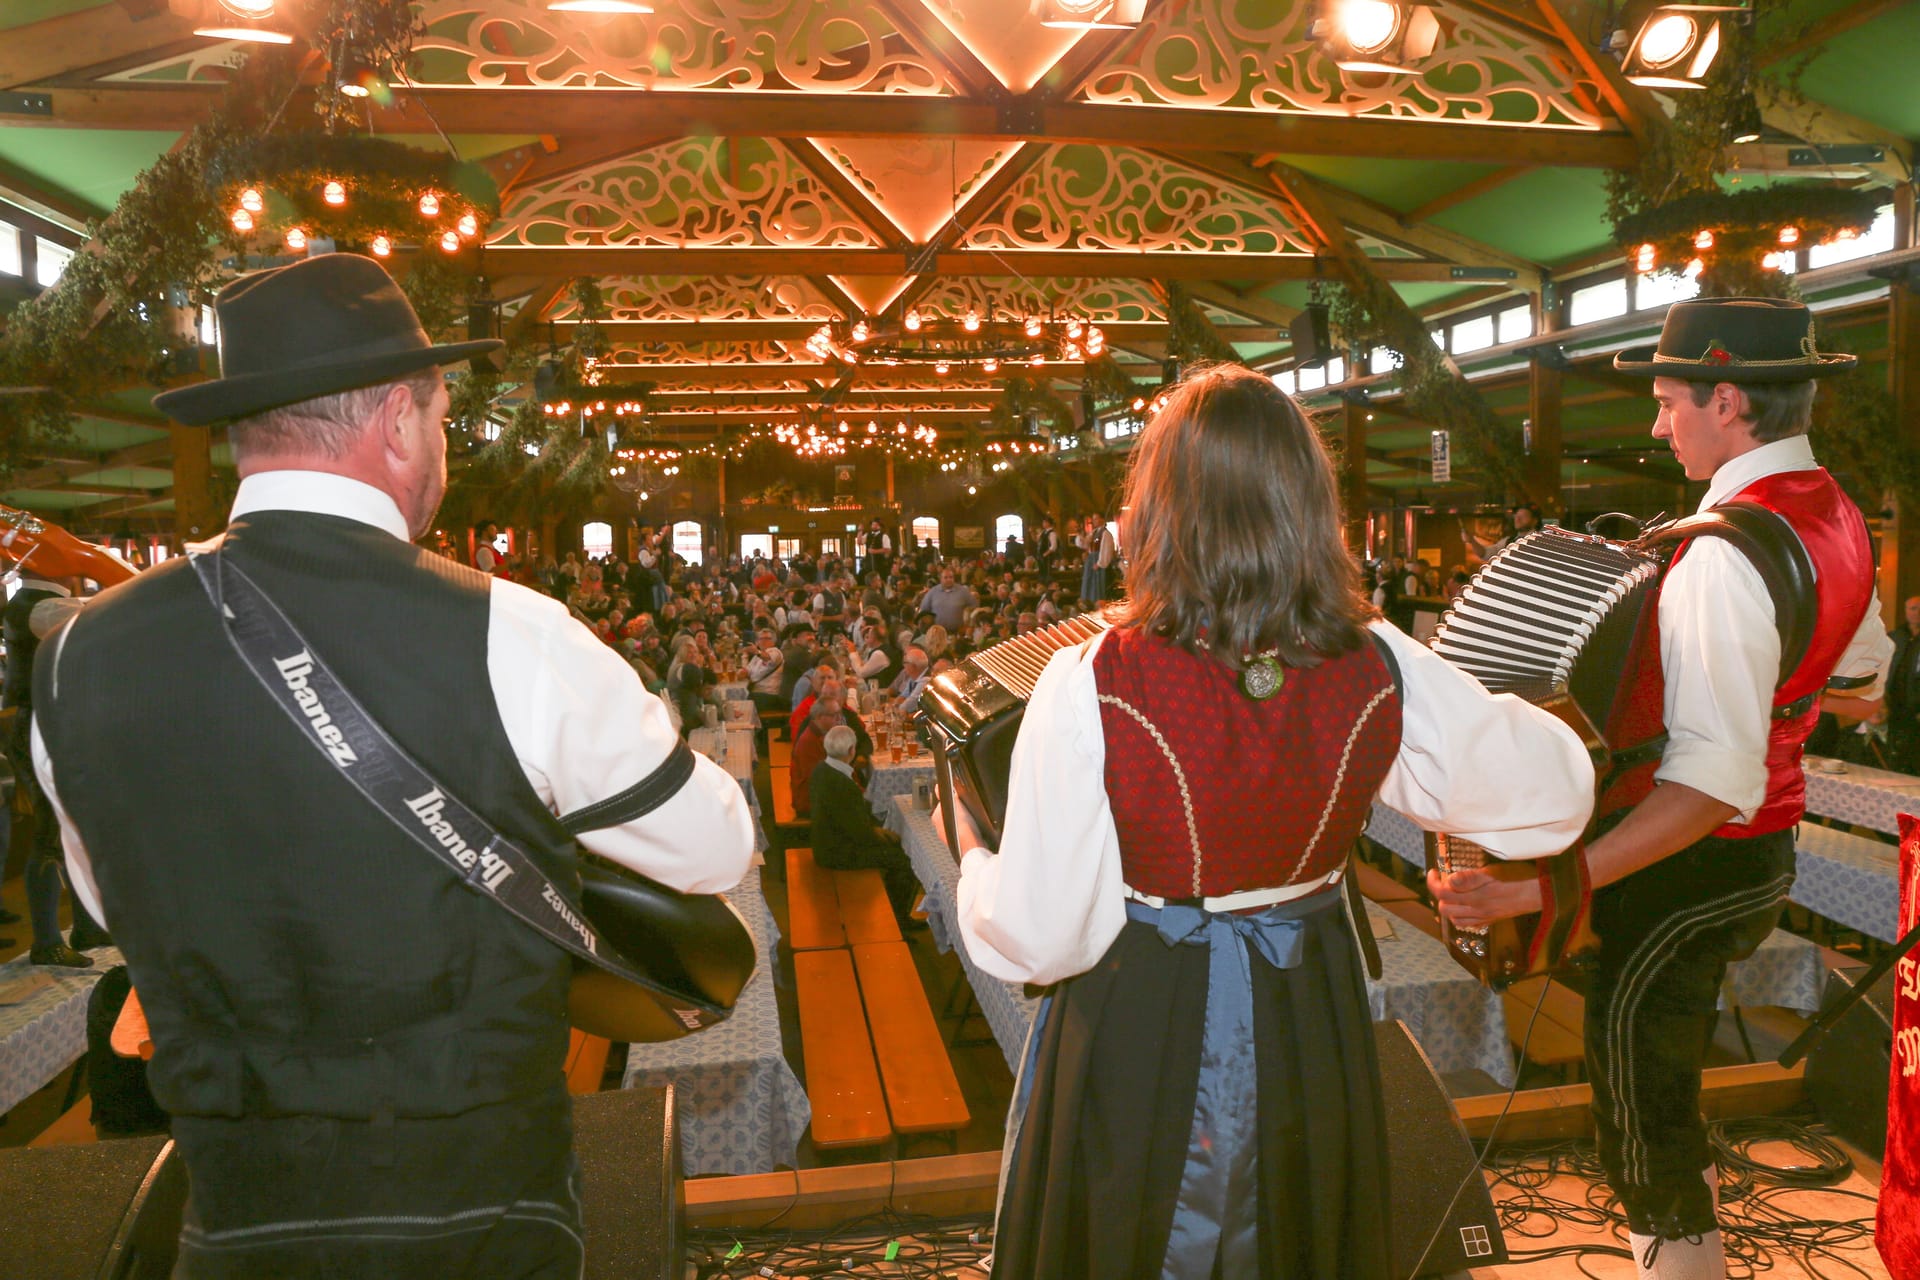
1482 1113 1879 1278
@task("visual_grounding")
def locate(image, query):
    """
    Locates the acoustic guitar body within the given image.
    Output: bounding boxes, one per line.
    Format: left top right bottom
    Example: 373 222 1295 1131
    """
568 860 757 1043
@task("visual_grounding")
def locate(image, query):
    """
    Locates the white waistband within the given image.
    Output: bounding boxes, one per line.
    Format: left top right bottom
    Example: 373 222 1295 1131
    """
1124 872 1341 914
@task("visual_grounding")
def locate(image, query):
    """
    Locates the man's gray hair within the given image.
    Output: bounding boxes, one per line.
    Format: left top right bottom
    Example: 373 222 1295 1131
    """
823 725 857 760
230 370 442 461
904 645 929 670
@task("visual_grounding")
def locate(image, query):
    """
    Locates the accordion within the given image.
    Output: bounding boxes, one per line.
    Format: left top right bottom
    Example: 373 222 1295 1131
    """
1425 506 1815 987
917 613 1114 859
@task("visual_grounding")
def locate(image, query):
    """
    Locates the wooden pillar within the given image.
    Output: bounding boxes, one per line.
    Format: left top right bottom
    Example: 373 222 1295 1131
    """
1525 292 1564 517
1884 275 1920 625
886 455 895 507
170 424 216 545
1342 397 1368 555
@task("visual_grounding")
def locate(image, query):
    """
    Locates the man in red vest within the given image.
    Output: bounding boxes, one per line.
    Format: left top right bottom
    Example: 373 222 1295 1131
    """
1436 297 1892 1279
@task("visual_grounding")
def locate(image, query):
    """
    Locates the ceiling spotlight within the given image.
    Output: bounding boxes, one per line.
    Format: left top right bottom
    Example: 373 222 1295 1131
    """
193 24 294 43
963 309 981 332
1024 316 1041 338
239 188 265 213
458 212 479 237
1033 0 1147 29
546 0 654 11
285 226 307 251
336 53 380 98
904 309 922 332
440 230 461 253
1315 1 1440 74
1622 7 1726 89
323 180 346 206
218 0 277 16
982 358 999 373
419 192 440 218
231 208 254 233
370 234 392 257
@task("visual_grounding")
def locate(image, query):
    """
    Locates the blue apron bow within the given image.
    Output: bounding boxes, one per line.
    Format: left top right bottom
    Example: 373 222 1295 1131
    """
1126 885 1343 1280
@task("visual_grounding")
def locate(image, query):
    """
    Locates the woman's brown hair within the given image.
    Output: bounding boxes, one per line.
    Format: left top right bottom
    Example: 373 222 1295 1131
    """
1113 363 1371 671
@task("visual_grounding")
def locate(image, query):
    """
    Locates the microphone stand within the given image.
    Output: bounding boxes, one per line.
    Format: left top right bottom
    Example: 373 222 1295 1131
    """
1777 915 1920 1068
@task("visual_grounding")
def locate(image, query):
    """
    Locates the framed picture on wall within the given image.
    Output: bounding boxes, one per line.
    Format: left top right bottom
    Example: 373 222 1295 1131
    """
834 464 855 492
954 526 986 549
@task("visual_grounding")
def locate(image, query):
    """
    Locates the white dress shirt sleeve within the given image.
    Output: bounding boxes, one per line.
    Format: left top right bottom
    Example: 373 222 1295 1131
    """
1832 586 1893 699
31 717 108 930
1372 621 1596 858
1652 539 1776 821
956 634 1127 985
490 582 755 893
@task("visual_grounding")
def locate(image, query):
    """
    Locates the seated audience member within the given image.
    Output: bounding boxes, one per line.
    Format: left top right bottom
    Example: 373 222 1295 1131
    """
890 646 932 711
810 726 924 930
790 669 841 740
789 693 871 819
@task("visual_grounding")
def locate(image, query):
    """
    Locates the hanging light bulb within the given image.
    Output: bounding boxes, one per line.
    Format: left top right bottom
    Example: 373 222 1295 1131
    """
1635 243 1656 273
934 360 950 375
419 192 440 218
323 180 346 206
982 357 998 373
964 309 981 333
439 230 461 253
1684 257 1704 278
1778 225 1800 246
369 233 392 257
1065 318 1083 339
904 309 922 332
457 212 479 238
239 187 264 214
1693 228 1715 250
231 208 255 232
1024 316 1041 338
285 226 307 251
1030 354 1045 367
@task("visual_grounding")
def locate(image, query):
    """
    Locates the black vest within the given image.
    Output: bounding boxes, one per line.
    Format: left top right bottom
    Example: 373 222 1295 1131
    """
37 512 577 1121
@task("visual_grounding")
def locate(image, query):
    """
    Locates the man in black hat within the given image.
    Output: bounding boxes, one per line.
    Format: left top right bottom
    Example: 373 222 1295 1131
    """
31 254 755 1277
1435 297 1891 1279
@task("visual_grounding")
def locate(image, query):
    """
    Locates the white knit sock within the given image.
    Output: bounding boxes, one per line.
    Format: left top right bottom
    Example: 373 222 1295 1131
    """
1629 1228 1726 1280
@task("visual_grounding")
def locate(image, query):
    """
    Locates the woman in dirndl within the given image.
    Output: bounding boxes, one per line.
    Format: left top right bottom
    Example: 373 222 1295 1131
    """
950 365 1597 1279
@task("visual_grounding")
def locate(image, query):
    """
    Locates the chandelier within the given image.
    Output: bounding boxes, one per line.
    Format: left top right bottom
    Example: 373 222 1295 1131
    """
804 310 1106 375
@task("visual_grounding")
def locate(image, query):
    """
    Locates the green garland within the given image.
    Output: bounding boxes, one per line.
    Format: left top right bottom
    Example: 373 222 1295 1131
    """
1614 186 1883 299
1326 277 1530 503
1164 281 1243 367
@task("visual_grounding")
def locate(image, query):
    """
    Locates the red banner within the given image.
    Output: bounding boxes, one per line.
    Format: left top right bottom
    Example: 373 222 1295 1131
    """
1881 812 1920 1279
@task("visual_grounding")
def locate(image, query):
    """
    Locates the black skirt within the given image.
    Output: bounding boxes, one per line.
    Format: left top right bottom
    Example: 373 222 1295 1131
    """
990 903 1390 1280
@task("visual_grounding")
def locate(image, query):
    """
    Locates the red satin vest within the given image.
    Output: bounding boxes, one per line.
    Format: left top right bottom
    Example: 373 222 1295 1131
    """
1094 627 1401 898
1608 466 1874 838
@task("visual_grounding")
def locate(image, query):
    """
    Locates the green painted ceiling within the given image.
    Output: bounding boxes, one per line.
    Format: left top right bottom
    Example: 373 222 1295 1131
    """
1430 167 1616 269
1793 5 1920 138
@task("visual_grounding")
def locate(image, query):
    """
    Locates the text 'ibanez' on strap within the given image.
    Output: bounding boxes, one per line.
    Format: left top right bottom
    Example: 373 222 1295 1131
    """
188 548 727 1032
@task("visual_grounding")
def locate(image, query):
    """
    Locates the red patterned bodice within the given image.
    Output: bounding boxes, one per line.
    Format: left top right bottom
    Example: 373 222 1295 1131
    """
1094 627 1402 898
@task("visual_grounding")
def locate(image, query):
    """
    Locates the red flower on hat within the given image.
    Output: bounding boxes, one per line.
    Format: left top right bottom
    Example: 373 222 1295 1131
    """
1699 340 1734 365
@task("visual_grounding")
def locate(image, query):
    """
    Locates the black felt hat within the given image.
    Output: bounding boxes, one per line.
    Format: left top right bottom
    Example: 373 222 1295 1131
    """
153 253 503 426
1613 296 1855 382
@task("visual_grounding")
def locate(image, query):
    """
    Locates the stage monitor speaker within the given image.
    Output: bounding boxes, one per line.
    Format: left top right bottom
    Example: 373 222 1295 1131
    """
1806 964 1894 1156
575 1084 684 1280
1290 303 1333 370
1377 1020 1508 1276
0 1135 186 1279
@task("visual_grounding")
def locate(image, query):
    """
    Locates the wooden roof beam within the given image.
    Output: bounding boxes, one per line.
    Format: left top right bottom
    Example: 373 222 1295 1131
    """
1402 166 1529 225
0 3 198 89
13 86 1641 169
1239 154 1546 289
460 246 1497 282
567 320 1286 343
1755 82 1913 178
1182 282 1300 327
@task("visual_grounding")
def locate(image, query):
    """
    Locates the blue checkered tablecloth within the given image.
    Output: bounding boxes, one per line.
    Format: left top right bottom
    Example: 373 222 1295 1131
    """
0 947 120 1116
691 726 766 857
865 758 935 810
890 799 1515 1084
1802 757 1920 837
1793 822 1898 943
886 799 1040 1076
620 868 808 1175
